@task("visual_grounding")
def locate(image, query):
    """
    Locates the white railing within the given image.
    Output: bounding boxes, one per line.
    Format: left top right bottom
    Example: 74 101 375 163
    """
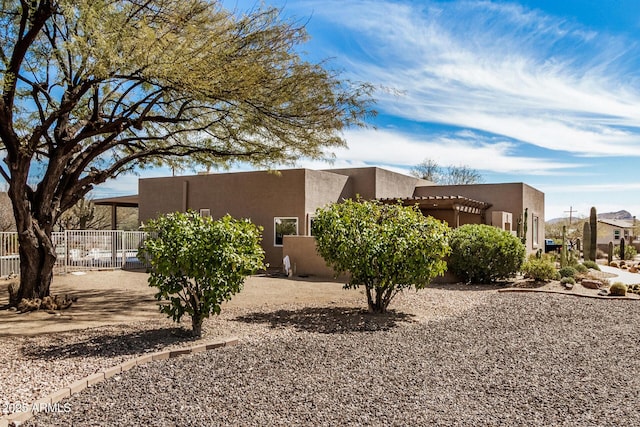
0 232 20 277
0 231 150 277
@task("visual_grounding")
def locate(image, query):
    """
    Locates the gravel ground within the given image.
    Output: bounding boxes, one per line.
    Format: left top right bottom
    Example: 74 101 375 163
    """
17 292 640 427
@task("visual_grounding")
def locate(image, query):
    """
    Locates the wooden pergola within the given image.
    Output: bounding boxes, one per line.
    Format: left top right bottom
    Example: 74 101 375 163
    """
379 195 492 227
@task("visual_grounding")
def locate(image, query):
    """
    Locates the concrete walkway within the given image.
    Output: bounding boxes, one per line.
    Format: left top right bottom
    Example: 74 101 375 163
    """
598 265 640 285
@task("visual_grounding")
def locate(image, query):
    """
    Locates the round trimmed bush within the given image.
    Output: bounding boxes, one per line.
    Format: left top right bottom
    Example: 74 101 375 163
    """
574 263 588 274
522 255 560 282
560 276 576 285
582 260 600 271
558 266 577 278
449 224 525 284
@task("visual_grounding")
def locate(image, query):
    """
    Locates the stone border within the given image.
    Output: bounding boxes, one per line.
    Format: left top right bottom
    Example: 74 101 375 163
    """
0 337 238 427
498 288 639 300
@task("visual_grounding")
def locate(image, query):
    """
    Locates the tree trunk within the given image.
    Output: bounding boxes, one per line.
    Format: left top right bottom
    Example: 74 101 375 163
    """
6 177 58 306
367 286 387 314
191 315 203 338
14 223 57 303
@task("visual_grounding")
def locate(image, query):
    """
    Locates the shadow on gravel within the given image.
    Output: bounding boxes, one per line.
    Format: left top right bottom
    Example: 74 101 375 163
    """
234 306 415 334
20 326 197 360
430 282 512 291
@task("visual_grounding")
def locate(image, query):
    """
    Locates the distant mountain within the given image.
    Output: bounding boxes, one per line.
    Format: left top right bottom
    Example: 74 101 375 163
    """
598 210 633 220
546 210 634 224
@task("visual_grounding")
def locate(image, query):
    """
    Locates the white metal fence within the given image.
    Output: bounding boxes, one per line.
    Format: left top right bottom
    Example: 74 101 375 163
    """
0 231 150 277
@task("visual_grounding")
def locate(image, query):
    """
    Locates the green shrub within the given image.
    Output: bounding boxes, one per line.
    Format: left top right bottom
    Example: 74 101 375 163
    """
521 255 559 282
558 266 577 278
448 224 525 284
614 244 637 260
574 264 588 274
141 211 265 337
609 261 619 268
560 276 576 285
582 260 600 271
609 282 627 296
313 200 450 313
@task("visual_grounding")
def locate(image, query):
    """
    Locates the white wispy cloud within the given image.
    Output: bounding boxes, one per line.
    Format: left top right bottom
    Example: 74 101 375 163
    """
289 128 576 175
543 182 640 193
301 0 640 157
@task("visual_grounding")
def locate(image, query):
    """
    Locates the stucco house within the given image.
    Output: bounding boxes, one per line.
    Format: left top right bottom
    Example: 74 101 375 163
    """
125 167 545 277
597 218 636 246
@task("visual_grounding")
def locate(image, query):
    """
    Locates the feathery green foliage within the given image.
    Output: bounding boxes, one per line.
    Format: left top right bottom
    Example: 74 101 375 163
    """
0 0 373 302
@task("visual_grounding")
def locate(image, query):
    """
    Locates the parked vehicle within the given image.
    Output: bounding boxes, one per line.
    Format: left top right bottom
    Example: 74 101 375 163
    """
544 239 563 253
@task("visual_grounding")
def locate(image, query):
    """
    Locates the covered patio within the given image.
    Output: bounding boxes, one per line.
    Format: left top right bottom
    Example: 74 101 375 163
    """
380 195 492 227
92 195 139 230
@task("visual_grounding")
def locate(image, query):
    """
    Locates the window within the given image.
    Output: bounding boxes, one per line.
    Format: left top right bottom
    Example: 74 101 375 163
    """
274 217 298 246
307 213 316 236
532 215 539 246
199 209 211 218
614 230 620 240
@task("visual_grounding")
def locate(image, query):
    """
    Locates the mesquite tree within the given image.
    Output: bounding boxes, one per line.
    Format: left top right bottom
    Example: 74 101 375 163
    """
0 0 372 305
312 200 450 313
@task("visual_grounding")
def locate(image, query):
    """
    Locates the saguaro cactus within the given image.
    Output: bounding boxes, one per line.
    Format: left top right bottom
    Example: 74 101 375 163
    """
608 241 613 265
620 237 626 261
589 207 597 261
517 208 529 245
560 225 568 267
583 222 591 262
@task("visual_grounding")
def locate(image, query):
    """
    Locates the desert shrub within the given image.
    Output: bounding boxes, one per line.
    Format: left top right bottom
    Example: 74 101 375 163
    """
596 249 607 259
560 277 576 285
448 224 525 284
609 261 619 268
574 264 588 274
614 244 637 260
141 211 265 337
582 260 600 271
609 282 627 296
521 254 559 282
558 266 577 278
313 199 450 313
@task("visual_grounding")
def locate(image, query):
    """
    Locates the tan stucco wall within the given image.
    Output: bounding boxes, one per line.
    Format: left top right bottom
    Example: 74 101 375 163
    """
303 170 350 230
138 169 546 272
140 169 311 268
330 167 376 199
282 235 337 277
596 223 632 245
327 167 432 200
374 168 430 199
522 184 545 252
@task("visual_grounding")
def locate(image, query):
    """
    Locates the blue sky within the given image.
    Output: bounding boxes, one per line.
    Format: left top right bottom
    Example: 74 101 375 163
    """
96 0 640 221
